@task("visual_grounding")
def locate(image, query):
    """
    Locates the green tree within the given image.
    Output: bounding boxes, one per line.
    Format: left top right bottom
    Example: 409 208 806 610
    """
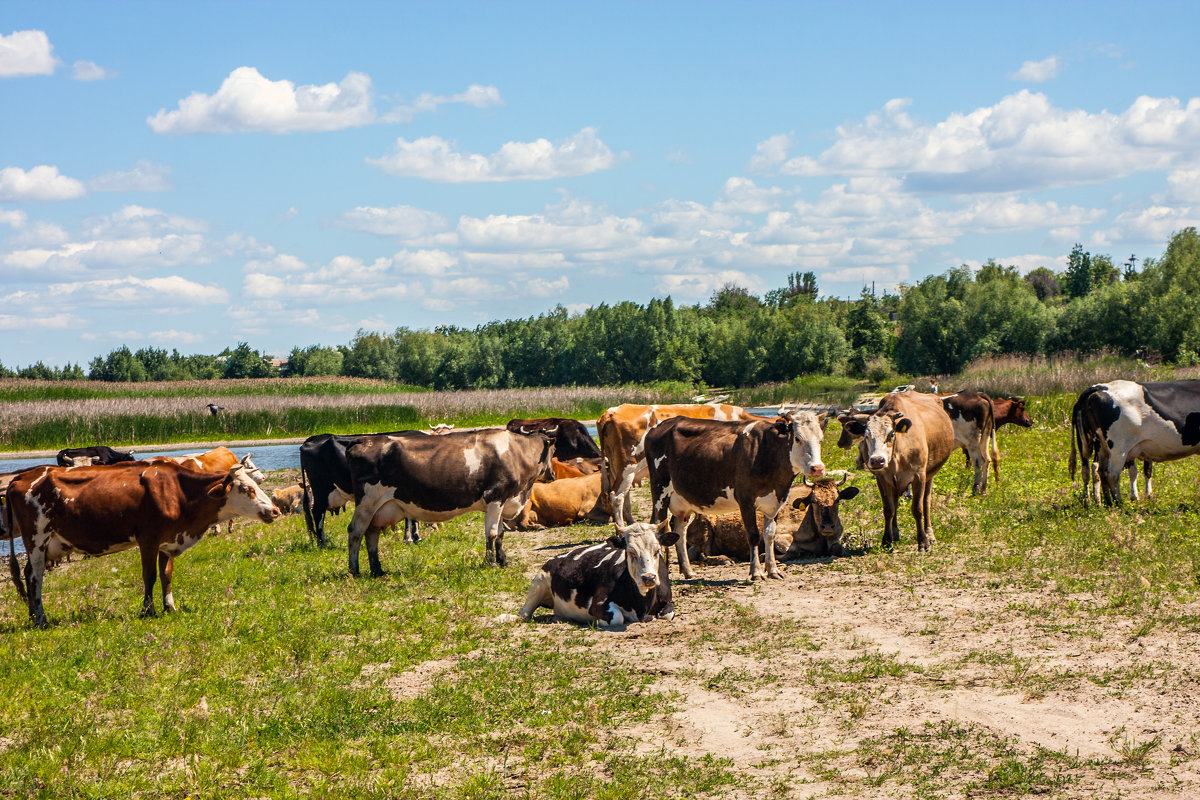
222 342 276 379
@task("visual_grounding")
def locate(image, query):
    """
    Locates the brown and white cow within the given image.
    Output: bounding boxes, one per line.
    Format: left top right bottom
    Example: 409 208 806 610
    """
344 427 556 575
512 472 610 529
5 461 280 626
841 391 955 551
599 402 768 524
939 391 995 494
642 411 828 581
149 446 265 485
507 417 602 461
987 395 1033 484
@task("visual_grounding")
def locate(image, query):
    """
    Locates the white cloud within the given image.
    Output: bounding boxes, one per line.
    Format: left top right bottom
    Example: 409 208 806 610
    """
753 91 1200 193
748 133 792 173
147 329 205 344
457 209 643 252
1166 165 1200 203
520 275 569 298
655 269 764 299
393 248 458 276
384 83 503 122
243 253 308 274
72 60 116 81
1011 56 1059 83
89 161 172 192
713 177 787 215
48 275 229 306
80 205 207 238
148 67 375 134
0 209 26 227
0 30 59 78
336 204 449 238
242 255 416 304
367 127 621 182
0 312 80 331
0 165 86 201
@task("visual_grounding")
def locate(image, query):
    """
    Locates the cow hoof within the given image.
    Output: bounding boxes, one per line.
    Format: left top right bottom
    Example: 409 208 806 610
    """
370 569 386 578
767 569 784 580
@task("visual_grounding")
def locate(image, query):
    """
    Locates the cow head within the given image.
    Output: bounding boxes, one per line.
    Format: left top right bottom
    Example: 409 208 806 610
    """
64 455 98 467
835 413 863 450
213 465 281 523
610 516 679 594
430 423 455 434
793 472 860 540
239 453 265 484
1001 396 1034 428
858 411 912 472
775 410 827 477
519 426 559 482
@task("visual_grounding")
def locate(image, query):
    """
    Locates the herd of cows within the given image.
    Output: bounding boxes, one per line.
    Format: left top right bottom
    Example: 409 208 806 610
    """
3 377 1200 628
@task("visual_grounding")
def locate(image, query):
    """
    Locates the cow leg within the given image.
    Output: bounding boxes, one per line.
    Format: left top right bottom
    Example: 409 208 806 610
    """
1144 461 1154 500
159 553 177 612
974 438 990 495
520 570 553 619
913 474 935 552
989 431 1001 484
484 501 507 567
138 539 160 617
364 528 385 577
403 519 420 543
1100 458 1123 506
1127 462 1139 502
26 545 49 627
879 478 900 548
346 511 368 577
673 513 696 580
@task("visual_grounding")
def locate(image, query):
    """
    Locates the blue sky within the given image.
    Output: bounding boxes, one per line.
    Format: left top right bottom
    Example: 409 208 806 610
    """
3 1 1199 367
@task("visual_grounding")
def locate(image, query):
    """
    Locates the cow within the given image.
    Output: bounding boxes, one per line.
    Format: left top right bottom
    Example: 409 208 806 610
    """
62 455 99 467
640 411 828 581
512 472 610 529
599 402 769 524
688 473 860 562
506 417 601 461
55 445 135 467
299 431 425 546
1070 380 1200 506
939 391 995 494
5 461 280 626
147 447 265 485
344 427 556 575
987 395 1034 484
516 515 679 626
271 484 304 514
840 391 956 551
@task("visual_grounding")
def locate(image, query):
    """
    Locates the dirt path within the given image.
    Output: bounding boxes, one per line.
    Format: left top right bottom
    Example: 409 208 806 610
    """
498 519 1200 798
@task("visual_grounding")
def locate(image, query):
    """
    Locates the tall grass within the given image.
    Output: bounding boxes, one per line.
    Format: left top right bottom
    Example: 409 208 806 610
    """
0 376 428 402
948 352 1200 397
731 375 867 408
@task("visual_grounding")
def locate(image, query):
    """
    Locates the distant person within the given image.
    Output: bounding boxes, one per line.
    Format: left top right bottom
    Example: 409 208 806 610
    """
206 403 225 416
928 378 939 394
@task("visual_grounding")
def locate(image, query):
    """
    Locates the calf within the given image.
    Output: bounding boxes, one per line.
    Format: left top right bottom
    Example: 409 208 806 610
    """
518 515 678 626
271 484 304 514
842 391 956 551
513 472 609 529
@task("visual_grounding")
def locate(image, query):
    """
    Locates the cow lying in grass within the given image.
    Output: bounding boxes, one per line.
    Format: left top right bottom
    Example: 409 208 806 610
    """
514 511 678 627
687 473 859 562
510 472 610 530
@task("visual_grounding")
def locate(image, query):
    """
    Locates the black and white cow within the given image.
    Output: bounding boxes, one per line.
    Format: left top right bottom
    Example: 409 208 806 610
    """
299 431 424 546
639 411 828 582
55 445 135 467
518 513 679 626
1071 379 1200 505
344 427 556 575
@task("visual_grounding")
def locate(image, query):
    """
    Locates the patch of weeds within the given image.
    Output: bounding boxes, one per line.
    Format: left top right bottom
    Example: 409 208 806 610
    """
1109 725 1163 769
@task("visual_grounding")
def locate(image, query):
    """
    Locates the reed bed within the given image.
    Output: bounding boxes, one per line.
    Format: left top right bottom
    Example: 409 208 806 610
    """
0 376 424 402
0 384 690 451
948 352 1200 397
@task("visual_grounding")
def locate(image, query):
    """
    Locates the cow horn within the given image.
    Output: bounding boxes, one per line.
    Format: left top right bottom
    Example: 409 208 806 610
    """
835 470 850 487
518 425 532 435
802 474 814 487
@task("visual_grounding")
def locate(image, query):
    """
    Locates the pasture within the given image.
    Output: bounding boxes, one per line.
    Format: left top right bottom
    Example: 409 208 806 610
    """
3 403 1200 798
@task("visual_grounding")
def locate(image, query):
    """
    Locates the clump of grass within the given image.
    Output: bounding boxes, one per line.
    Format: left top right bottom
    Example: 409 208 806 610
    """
947 351 1200 398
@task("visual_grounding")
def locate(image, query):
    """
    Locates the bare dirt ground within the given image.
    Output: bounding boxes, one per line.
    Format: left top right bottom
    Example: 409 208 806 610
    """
490 513 1200 798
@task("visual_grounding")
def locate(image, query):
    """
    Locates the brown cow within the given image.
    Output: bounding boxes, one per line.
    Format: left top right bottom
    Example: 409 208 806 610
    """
6 461 281 626
547 457 604 481
599 402 768 524
842 391 956 551
987 396 1033 484
147 447 265 534
271 484 304 514
512 472 609 529
687 474 860 562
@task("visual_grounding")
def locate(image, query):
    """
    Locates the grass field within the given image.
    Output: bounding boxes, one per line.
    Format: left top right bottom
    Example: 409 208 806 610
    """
4 403 1200 798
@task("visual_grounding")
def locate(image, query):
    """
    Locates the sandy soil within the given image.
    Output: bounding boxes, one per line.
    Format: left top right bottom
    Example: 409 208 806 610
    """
491 515 1200 798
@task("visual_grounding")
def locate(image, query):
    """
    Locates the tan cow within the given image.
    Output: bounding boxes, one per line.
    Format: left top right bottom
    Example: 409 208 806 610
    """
842 391 955 551
271 484 304 514
513 472 609 529
599 402 768 523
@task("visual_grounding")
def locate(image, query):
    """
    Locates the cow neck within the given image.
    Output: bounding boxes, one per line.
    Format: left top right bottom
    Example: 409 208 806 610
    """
169 468 233 524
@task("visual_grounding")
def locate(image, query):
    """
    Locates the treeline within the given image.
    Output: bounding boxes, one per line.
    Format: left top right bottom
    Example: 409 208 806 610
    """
7 228 1199 389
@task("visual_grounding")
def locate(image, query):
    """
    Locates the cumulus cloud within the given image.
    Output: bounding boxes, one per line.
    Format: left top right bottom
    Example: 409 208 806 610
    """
1011 56 1059 83
89 161 172 192
367 127 622 182
520 275 569 298
655 269 764 299
148 67 375 134
242 254 416 304
48 275 229 306
336 204 450 238
0 30 59 78
72 60 117 81
752 91 1200 193
384 83 503 122
0 312 80 331
0 165 86 201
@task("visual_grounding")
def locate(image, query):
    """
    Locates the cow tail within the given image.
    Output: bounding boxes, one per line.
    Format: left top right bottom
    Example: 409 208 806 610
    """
597 414 614 499
5 497 25 601
299 462 317 540
1068 395 1082 481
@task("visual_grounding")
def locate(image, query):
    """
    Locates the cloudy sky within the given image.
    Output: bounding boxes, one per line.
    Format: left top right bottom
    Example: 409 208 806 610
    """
3 2 1199 367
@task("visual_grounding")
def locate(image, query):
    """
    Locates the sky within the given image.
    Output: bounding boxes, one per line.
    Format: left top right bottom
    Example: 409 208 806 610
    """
2 1 1199 368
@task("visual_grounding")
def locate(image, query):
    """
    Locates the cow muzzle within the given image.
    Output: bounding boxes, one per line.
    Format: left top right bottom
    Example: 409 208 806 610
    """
261 506 283 522
868 456 888 471
639 573 660 589
807 463 826 477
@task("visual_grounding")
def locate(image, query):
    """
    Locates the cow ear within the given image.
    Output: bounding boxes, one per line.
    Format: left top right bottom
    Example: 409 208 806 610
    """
844 420 866 436
659 531 680 547
895 417 913 433
773 418 790 434
791 496 809 511
839 486 860 501
816 411 829 431
606 535 626 550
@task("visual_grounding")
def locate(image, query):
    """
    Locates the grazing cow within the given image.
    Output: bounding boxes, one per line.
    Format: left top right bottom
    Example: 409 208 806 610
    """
688 474 860 562
148 447 265 485
517 516 679 626
56 445 135 467
1070 380 1200 505
344 427 556 575
271 484 304 514
987 396 1034 484
506 417 601 461
939 391 995 494
599 402 768 524
641 411 828 581
841 391 956 551
5 461 280 626
512 472 609 529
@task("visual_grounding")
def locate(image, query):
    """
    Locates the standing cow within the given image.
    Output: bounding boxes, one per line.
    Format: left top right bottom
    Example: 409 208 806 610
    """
641 411 828 581
986 395 1034 484
344 427 556 575
6 461 280 626
842 391 956 551
939 391 995 494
